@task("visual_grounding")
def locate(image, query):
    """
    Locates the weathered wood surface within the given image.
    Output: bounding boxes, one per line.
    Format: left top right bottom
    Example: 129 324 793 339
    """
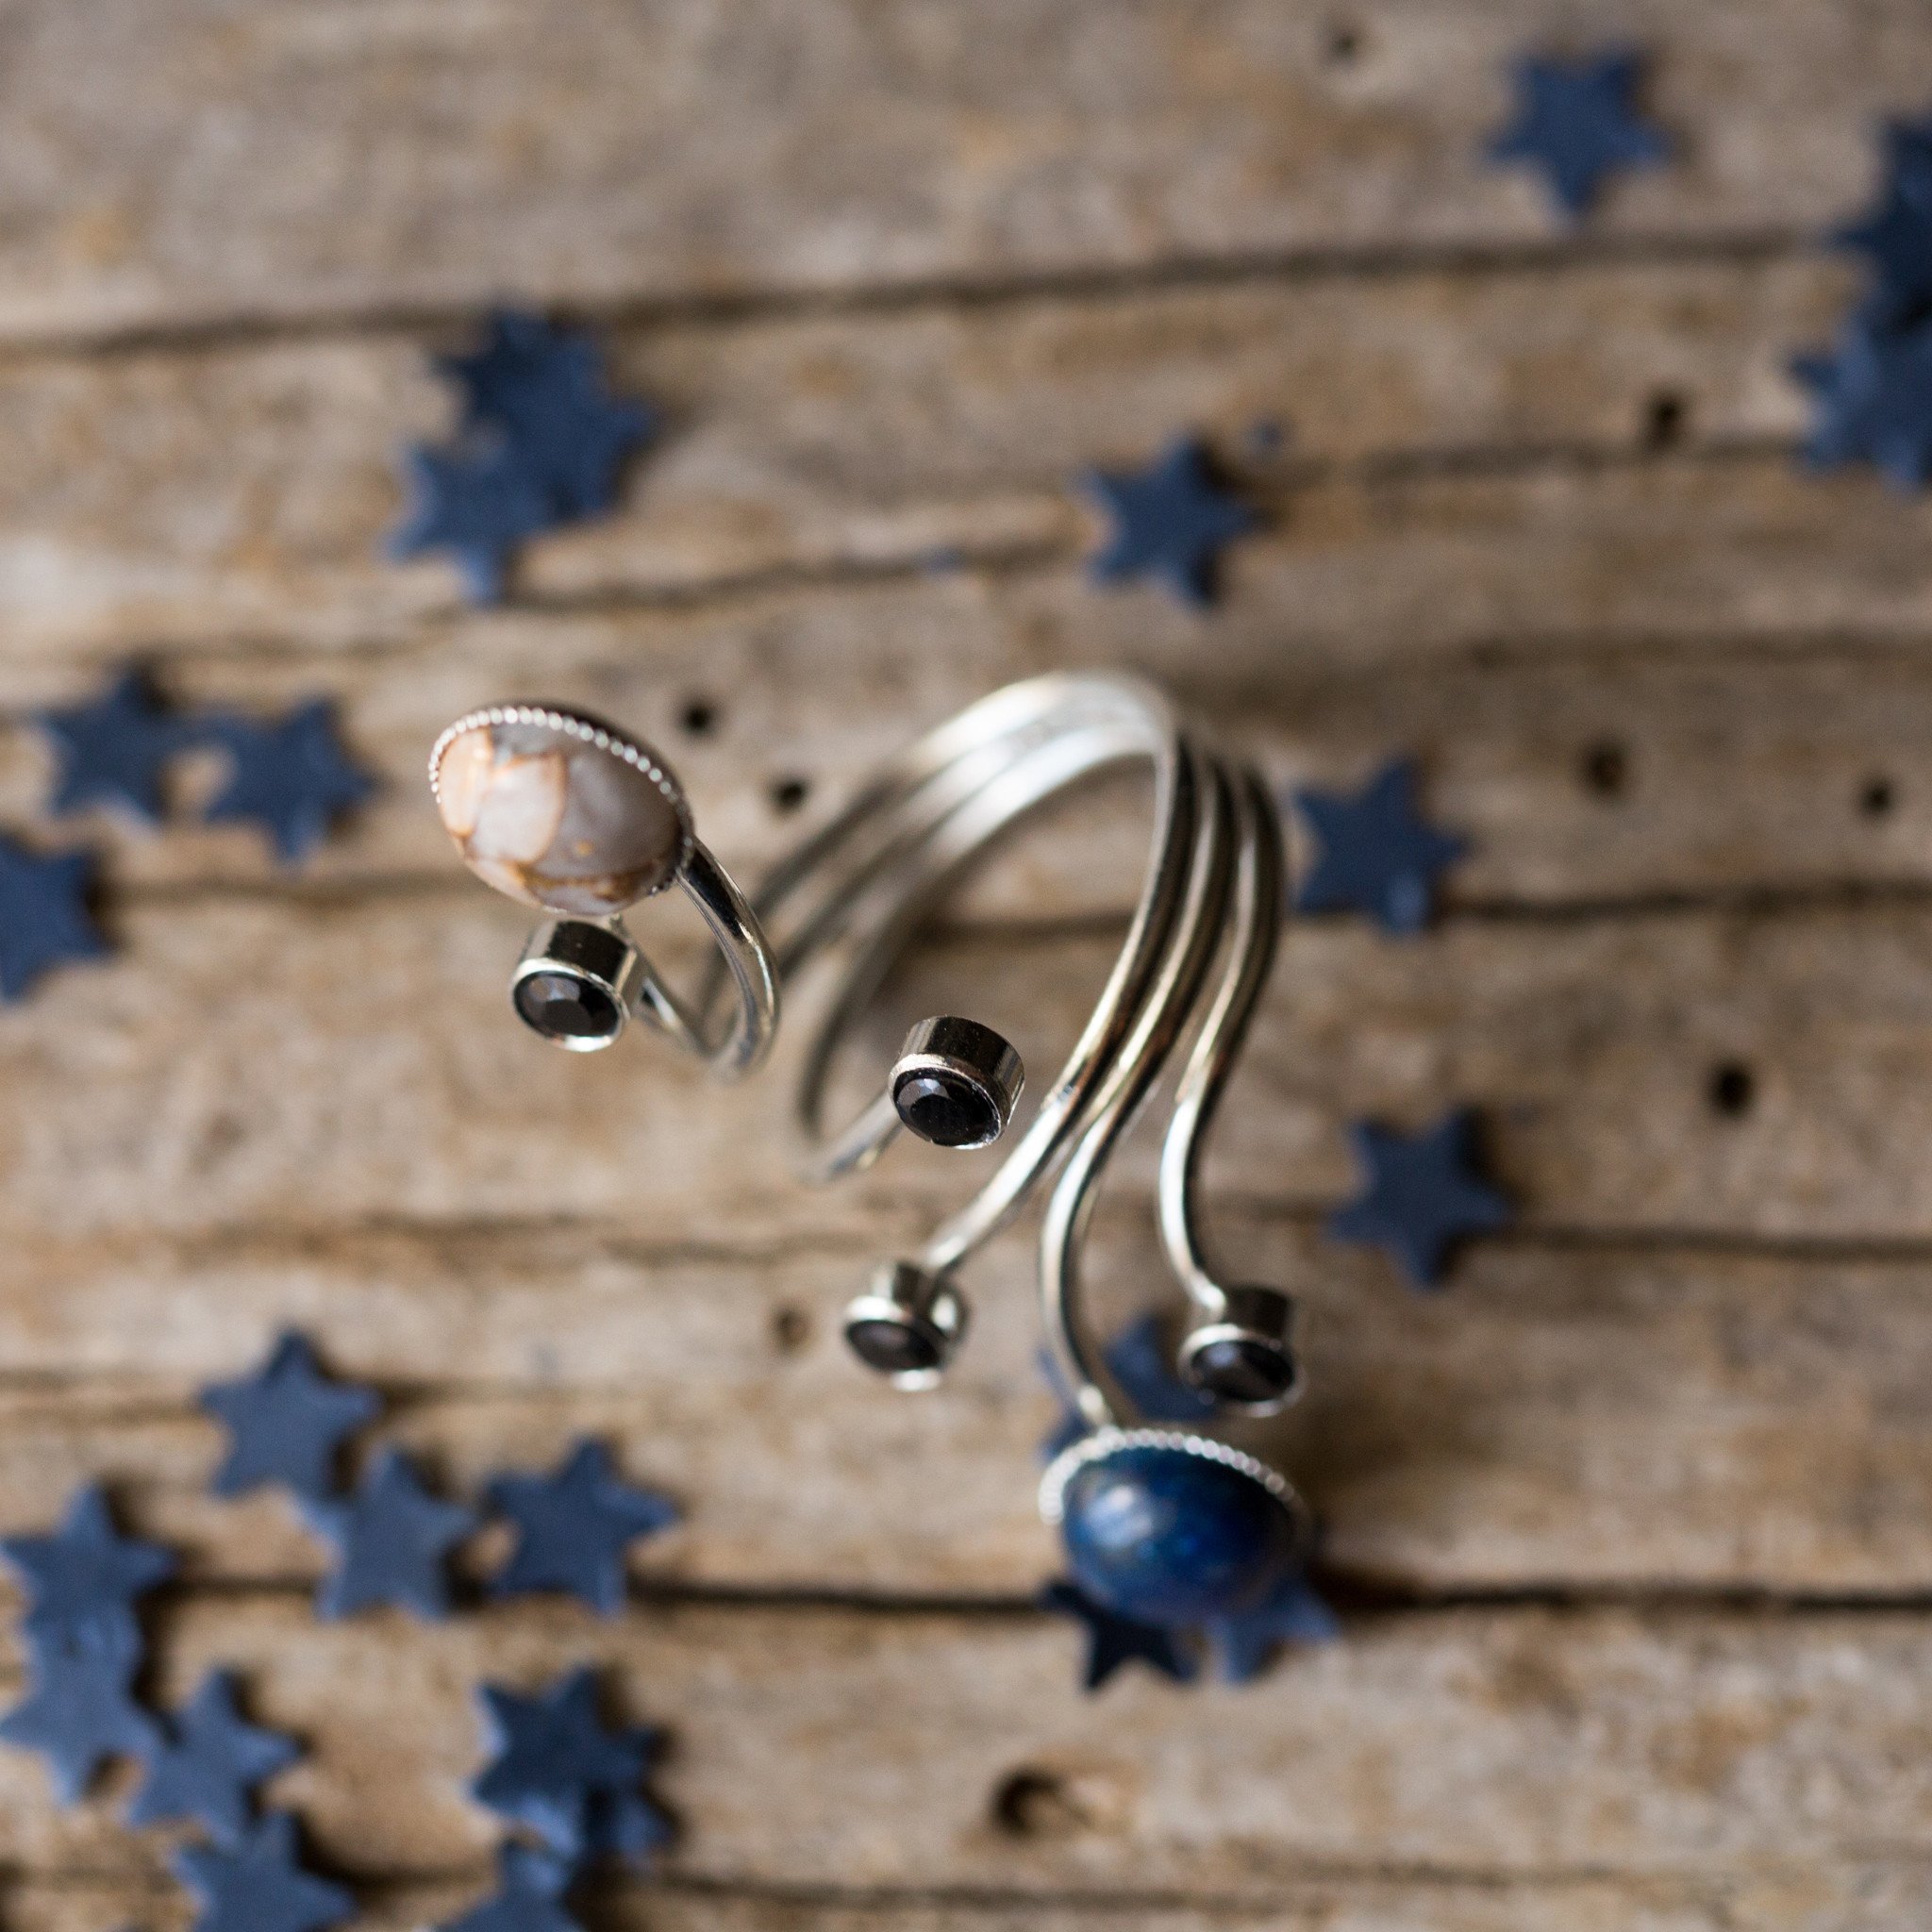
4 5 1931 1930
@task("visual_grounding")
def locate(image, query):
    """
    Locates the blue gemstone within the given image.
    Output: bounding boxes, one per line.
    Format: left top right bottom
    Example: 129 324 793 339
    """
1059 1441 1301 1626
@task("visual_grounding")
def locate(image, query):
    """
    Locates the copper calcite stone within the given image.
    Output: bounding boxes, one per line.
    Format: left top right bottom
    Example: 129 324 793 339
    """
433 711 690 915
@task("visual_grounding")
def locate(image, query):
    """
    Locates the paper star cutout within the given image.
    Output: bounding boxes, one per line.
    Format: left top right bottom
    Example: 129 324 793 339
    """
36 669 191 824
0 1627 158 1804
487 1439 678 1616
1487 49 1671 221
438 309 657 521
201 699 373 864
126 1669 301 1840
1083 437 1257 606
1835 114 1932 327
0 835 107 1001
172 1813 353 1932
199 1331 381 1503
1039 1580 1198 1691
0 1484 175 1654
1041 1313 1217 1458
1328 1108 1513 1289
302 1449 476 1621
1792 315 1932 490
470 1667 671 1865
1207 1574 1341 1683
440 1845 585 1932
388 441 554 604
1291 758 1467 935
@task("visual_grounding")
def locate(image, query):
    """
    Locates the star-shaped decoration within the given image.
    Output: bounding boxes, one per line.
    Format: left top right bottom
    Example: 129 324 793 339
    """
1039 1580 1198 1692
440 1845 585 1932
126 1669 301 1840
199 1331 381 1503
200 699 373 865
1327 1108 1513 1290
438 309 657 521
1835 114 1932 326
302 1449 476 1621
388 441 554 605
0 1627 158 1804
1792 314 1932 491
0 1484 175 1653
1486 49 1671 221
0 835 107 1001
1291 758 1467 936
172 1812 353 1932
36 668 191 824
1041 1313 1217 1457
470 1667 670 1865
1207 1573 1341 1683
487 1439 678 1616
1082 437 1257 607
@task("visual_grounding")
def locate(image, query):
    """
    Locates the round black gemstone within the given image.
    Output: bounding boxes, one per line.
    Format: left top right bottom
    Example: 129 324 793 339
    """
1189 1335 1297 1407
514 970 621 1042
894 1072 999 1148
845 1317 941 1375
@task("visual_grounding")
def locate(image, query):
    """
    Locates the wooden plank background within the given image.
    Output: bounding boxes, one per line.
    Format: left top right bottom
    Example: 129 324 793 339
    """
3 2 1932 1926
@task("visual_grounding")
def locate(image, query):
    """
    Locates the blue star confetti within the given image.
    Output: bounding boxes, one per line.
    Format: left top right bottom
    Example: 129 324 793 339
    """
200 1331 381 1503
1291 758 1467 936
201 700 373 865
172 1812 353 1932
303 1448 476 1622
391 308 657 604
441 1845 585 1932
0 1484 175 1655
0 834 107 1001
1039 1579 1198 1691
1834 113 1932 328
487 1439 678 1617
0 1627 159 1805
1041 1313 1217 1458
37 668 191 824
1083 436 1257 607
1207 1573 1341 1684
1792 314 1932 490
1328 1108 1513 1289
127 1669 302 1840
470 1667 671 1866
1487 49 1670 221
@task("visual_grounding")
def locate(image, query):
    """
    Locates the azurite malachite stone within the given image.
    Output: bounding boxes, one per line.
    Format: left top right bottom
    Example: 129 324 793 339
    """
1059 1441 1302 1626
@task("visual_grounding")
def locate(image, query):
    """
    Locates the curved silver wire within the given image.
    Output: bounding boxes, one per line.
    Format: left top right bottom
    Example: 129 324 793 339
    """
737 672 1288 1429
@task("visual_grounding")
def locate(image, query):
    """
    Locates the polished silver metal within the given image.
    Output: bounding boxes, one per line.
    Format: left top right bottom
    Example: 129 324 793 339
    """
434 673 1293 1441
1038 1427 1307 1532
510 918 647 1051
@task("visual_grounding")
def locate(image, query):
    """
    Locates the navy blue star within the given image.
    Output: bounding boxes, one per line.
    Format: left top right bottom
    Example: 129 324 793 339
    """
1040 1580 1197 1690
1083 437 1257 607
126 1669 301 1840
1328 1108 1512 1290
172 1812 353 1932
1291 758 1466 936
37 668 190 824
200 699 373 865
0 1484 175 1654
1835 114 1932 327
439 309 657 521
1792 315 1932 491
1041 1313 1217 1458
302 1450 476 1622
388 441 554 605
440 1846 584 1932
471 1667 670 1865
1487 50 1671 221
487 1439 678 1616
0 1626 158 1804
1207 1573 1341 1684
0 835 107 1001
199 1331 381 1503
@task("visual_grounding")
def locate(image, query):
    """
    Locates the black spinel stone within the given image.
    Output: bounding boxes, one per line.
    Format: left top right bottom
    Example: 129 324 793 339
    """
845 1318 941 1375
515 971 619 1041
1190 1336 1296 1407
895 1073 998 1148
